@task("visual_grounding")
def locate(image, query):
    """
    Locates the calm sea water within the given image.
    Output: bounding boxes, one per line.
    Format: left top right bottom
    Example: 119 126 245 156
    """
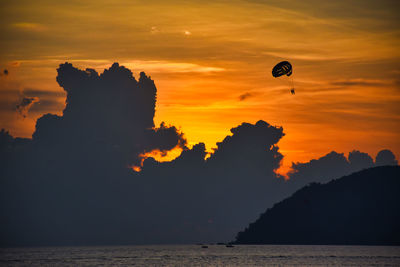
1 245 399 266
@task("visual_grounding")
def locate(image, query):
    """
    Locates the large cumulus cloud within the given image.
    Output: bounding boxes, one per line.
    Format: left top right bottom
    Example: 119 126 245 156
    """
33 62 186 167
138 120 287 242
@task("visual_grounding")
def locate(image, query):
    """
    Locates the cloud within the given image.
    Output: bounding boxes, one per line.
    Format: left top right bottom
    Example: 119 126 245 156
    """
287 151 350 188
139 120 287 242
51 59 225 74
348 150 374 172
376 149 398 166
11 22 46 32
13 88 64 117
12 88 66 115
16 96 39 117
238 92 254 101
121 60 225 73
286 149 398 192
208 120 284 172
23 88 64 98
330 79 389 87
263 51 348 62
28 99 63 113
48 62 186 166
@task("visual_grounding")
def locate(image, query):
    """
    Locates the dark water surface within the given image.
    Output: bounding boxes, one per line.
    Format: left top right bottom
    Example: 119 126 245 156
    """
1 245 399 266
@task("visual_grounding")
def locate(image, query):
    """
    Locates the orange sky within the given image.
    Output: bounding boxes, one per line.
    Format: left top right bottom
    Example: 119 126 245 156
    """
1 0 399 173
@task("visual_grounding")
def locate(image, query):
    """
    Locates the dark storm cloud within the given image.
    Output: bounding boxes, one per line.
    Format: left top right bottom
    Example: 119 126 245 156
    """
5 62 283 245
0 62 398 246
42 62 186 166
138 120 287 242
208 120 283 173
0 60 288 245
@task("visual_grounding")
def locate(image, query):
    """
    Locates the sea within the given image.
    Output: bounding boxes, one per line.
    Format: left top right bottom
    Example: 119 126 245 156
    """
1 244 399 266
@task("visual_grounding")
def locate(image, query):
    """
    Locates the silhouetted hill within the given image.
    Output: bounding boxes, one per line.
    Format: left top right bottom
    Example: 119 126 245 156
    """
235 166 400 245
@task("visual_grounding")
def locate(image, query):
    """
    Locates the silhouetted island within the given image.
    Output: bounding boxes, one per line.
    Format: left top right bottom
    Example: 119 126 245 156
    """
235 166 400 245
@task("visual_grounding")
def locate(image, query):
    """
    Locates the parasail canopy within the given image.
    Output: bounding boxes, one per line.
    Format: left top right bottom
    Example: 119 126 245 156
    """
272 61 292 78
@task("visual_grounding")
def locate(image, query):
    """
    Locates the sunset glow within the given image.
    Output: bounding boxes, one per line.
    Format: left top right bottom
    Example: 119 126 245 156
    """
1 0 399 173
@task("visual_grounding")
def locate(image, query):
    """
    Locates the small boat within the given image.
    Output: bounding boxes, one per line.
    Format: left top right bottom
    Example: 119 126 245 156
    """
201 245 208 248
226 244 234 247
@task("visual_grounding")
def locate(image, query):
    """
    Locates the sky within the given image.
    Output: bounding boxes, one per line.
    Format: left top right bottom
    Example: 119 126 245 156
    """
0 0 399 173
